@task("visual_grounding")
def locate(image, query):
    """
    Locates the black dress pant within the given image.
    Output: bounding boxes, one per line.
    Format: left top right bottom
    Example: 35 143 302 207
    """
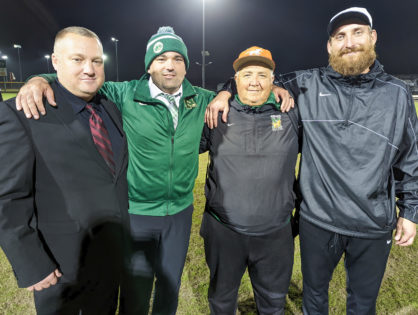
200 212 294 315
299 217 393 315
34 279 119 315
120 205 193 315
33 222 123 315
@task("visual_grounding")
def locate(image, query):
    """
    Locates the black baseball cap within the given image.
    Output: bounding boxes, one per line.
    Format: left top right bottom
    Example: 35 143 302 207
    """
327 7 372 36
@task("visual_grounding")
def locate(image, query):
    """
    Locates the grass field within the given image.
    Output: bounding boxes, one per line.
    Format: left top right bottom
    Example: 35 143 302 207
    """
0 96 417 314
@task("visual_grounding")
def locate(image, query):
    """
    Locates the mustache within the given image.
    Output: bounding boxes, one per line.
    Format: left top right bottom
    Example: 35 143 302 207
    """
339 47 364 56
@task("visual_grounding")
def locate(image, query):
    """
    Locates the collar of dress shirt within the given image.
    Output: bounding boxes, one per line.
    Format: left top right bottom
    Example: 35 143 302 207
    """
55 79 101 114
148 77 183 108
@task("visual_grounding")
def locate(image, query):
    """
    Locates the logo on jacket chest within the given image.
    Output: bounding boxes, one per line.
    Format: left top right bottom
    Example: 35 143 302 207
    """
185 98 197 109
271 115 283 131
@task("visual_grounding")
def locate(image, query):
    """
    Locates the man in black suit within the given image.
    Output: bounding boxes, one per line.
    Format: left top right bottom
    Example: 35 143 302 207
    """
0 27 128 314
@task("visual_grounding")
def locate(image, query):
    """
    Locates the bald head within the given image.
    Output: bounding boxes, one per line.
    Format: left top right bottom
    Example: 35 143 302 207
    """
54 26 102 53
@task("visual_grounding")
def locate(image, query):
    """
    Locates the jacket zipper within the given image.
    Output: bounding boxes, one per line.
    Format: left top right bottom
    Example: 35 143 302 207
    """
167 110 175 215
167 135 174 215
344 81 356 124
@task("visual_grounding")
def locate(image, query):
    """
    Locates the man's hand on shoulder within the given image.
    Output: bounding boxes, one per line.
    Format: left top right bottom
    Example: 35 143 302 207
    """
205 91 231 129
272 85 294 112
16 77 56 119
395 217 416 246
26 269 62 292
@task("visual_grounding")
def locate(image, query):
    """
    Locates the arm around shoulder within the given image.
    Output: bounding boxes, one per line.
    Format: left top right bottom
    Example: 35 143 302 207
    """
16 74 57 119
99 80 137 111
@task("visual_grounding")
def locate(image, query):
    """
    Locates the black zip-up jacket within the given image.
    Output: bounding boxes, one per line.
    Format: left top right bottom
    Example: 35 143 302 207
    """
278 60 418 238
200 95 301 236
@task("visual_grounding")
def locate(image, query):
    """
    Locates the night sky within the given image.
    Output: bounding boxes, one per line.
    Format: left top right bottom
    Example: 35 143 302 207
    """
1 0 417 90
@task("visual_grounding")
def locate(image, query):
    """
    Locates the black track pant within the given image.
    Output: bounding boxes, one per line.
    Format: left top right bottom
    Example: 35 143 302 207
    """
200 212 294 315
299 217 392 315
120 205 193 315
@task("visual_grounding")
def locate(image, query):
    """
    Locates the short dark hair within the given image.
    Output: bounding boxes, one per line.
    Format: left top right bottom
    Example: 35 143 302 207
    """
54 26 101 51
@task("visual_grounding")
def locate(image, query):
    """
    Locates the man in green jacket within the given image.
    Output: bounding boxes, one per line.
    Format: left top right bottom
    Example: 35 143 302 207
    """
16 26 214 315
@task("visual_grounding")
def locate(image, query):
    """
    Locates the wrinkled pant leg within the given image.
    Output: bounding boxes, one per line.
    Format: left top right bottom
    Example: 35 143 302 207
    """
152 205 194 315
248 223 294 315
200 212 248 315
119 213 160 315
299 218 344 315
344 232 392 315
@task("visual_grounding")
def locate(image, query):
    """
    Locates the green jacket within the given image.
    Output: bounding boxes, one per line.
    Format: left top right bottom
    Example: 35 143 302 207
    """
41 73 215 216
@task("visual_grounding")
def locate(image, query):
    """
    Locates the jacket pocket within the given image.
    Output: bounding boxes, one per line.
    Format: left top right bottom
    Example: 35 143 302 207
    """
371 195 393 228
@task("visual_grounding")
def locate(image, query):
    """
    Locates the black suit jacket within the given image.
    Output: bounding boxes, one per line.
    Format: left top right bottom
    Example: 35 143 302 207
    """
0 82 129 287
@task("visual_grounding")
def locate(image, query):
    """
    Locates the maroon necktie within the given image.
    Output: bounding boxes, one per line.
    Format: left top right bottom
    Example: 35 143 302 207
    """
85 104 116 175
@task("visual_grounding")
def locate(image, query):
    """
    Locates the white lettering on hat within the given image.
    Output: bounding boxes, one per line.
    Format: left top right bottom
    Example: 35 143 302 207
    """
330 7 372 28
153 42 164 54
249 48 263 56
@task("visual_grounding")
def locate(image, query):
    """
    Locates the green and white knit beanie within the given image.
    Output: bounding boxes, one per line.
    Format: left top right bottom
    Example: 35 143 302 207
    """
144 26 189 71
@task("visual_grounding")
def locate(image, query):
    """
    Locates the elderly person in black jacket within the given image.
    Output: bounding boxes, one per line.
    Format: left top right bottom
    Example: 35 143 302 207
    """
200 46 300 315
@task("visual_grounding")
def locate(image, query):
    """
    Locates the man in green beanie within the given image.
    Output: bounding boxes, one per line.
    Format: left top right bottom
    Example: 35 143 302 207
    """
16 26 214 315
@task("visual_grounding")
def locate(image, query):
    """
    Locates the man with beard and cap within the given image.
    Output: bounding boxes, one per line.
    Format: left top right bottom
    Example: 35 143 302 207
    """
208 7 418 315
200 46 300 315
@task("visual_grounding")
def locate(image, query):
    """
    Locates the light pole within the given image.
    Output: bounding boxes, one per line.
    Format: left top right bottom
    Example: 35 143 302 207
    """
195 60 212 85
13 44 22 82
44 55 50 73
199 0 212 88
1 55 7 90
201 0 206 88
111 37 119 81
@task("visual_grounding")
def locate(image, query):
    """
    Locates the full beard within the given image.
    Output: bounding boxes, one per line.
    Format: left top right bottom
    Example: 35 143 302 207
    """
329 44 377 76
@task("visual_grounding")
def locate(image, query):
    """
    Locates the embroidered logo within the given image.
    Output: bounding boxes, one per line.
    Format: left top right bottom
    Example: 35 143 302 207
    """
185 98 197 109
248 48 263 56
153 42 163 54
319 92 331 97
271 115 283 131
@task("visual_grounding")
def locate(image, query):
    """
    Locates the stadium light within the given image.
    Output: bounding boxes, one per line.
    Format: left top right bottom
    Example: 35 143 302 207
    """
111 37 119 81
13 44 23 82
1 55 8 60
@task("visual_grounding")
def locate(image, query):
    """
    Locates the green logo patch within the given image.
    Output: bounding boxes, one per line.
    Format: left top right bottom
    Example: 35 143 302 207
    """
271 115 283 131
153 42 163 53
185 98 197 109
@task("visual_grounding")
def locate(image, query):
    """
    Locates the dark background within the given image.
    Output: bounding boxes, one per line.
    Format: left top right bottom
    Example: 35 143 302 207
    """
1 0 417 90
